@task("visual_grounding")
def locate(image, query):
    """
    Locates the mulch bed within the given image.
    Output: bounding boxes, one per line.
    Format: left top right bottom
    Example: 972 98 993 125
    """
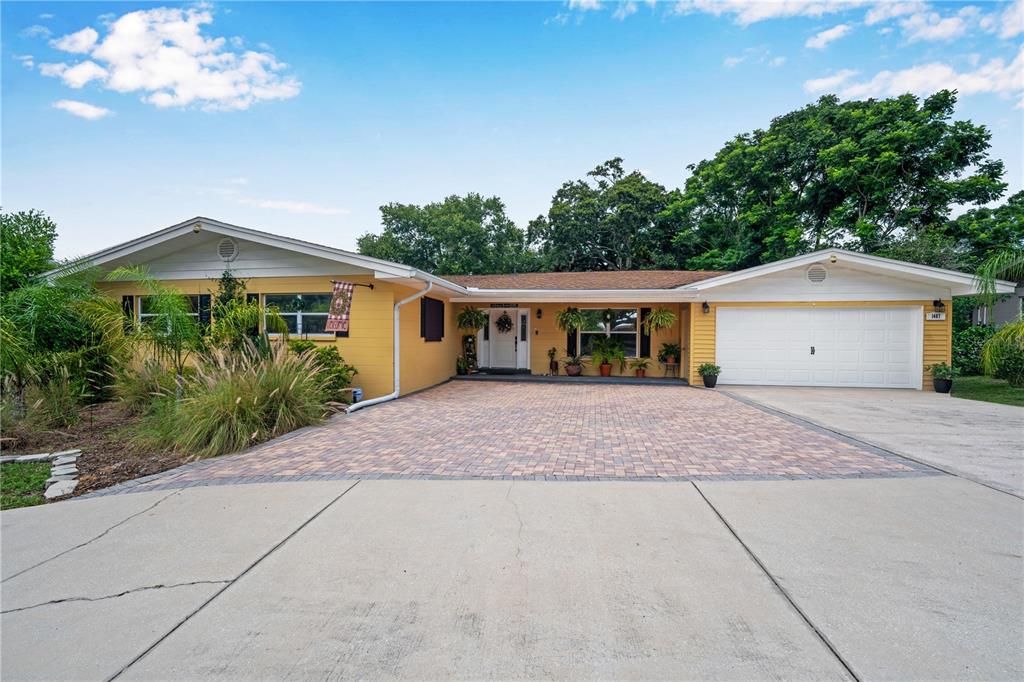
0 403 192 498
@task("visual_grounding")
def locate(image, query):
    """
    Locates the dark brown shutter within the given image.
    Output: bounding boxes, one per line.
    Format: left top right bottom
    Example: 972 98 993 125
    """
245 293 259 336
198 294 212 330
122 295 134 332
639 307 651 358
420 297 444 342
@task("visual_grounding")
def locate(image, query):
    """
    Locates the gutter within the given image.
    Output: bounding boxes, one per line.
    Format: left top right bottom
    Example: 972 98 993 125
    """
346 281 434 413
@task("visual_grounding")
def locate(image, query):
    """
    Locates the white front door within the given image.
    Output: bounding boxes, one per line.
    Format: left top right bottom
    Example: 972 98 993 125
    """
489 309 518 368
715 306 921 389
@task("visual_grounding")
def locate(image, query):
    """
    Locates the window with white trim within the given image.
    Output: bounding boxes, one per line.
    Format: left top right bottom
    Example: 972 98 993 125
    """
264 293 332 335
138 295 200 326
578 308 638 357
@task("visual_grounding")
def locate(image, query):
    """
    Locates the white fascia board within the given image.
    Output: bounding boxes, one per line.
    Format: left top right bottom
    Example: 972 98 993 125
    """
686 248 1013 296
451 288 699 303
44 216 470 294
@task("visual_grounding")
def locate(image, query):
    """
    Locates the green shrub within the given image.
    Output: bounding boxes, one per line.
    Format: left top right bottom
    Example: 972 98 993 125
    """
698 363 721 377
26 364 86 428
115 359 178 415
953 325 995 375
171 341 333 458
288 340 357 402
983 320 1024 387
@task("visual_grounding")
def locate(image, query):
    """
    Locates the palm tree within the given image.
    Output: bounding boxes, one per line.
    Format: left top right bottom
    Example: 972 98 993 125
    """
106 266 202 397
974 246 1024 386
975 246 1023 309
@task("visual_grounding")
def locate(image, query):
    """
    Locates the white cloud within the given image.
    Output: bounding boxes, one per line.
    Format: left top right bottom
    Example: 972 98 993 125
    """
239 198 350 216
15 54 35 69
38 7 301 112
723 47 786 69
20 24 51 39
39 13 55 20
899 7 971 42
53 99 113 120
864 1 926 26
723 55 743 68
672 0 867 26
835 46 1024 106
769 55 787 67
51 27 99 53
803 68 859 92
997 0 1023 38
806 23 852 49
569 0 603 9
613 1 638 21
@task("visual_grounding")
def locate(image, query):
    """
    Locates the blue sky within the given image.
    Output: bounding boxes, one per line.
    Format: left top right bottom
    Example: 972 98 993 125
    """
3 1 1022 260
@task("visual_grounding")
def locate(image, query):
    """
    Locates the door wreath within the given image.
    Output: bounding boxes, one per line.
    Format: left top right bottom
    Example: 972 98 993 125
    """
495 311 514 334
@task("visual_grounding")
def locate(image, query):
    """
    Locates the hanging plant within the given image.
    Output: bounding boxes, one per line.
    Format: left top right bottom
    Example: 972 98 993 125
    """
555 307 586 333
495 311 514 334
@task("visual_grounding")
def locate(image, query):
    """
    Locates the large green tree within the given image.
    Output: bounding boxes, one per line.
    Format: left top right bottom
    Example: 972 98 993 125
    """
945 190 1024 272
672 90 1006 271
528 158 678 271
1 209 58 293
357 193 537 275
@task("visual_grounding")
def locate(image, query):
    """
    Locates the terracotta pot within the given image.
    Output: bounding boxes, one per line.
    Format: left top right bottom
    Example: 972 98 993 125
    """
634 369 646 378
933 378 952 393
599 363 612 377
565 364 583 377
666 355 676 365
702 374 718 388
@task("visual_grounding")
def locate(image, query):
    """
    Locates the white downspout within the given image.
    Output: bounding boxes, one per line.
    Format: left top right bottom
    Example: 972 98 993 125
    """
346 281 433 413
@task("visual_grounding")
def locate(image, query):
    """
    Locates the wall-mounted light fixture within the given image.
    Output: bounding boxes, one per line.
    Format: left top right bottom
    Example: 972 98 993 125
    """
702 302 710 314
536 308 542 320
932 300 945 312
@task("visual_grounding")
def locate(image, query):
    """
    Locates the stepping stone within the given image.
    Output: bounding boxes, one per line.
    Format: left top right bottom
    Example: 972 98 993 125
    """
0 456 19 464
50 465 78 476
44 480 77 499
14 453 52 463
51 449 81 458
45 475 77 486
53 455 79 466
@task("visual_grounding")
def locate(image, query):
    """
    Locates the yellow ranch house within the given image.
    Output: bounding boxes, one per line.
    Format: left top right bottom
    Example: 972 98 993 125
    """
60 217 1013 406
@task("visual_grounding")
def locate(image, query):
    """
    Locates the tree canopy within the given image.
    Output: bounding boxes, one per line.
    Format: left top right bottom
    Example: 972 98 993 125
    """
356 193 537 275
1 209 58 293
359 90 1014 276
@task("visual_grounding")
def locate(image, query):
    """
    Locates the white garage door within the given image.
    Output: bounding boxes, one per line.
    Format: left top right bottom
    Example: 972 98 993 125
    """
715 307 921 389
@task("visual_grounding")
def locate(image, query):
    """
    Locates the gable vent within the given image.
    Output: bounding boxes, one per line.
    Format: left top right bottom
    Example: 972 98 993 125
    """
217 238 238 262
806 265 828 283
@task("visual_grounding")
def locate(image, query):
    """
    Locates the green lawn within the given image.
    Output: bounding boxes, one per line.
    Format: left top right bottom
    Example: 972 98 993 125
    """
952 375 1024 407
0 462 50 510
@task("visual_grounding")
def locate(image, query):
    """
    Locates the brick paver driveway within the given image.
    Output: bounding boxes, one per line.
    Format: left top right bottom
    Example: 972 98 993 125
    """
104 381 933 494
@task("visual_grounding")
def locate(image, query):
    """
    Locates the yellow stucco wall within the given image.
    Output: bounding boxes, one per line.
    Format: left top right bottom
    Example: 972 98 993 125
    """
396 284 460 396
463 302 686 378
686 300 953 390
98 275 401 400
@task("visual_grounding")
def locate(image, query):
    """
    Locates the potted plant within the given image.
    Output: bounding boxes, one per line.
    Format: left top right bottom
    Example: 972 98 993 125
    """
564 353 585 376
658 342 682 366
698 363 721 388
590 336 627 377
630 358 650 378
456 356 469 376
929 362 957 393
547 347 560 375
642 307 677 335
555 307 586 335
456 307 488 334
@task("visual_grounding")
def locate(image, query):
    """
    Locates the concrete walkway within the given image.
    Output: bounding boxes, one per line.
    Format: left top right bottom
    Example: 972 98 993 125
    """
725 386 1024 497
3 477 1021 680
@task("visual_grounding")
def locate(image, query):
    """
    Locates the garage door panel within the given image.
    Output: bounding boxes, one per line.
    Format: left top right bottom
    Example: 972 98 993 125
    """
716 306 920 389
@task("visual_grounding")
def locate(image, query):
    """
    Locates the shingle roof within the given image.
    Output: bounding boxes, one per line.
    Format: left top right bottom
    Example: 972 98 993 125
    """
443 270 729 290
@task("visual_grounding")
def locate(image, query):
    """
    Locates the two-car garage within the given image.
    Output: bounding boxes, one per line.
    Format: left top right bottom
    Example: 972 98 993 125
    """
714 306 923 389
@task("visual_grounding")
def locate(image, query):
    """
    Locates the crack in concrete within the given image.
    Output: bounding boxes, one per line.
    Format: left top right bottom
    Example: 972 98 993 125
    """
1 580 231 614
2 490 183 584
691 481 861 682
505 481 525 567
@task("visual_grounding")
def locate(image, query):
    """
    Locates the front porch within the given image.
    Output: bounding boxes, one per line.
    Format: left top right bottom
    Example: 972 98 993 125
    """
453 372 689 387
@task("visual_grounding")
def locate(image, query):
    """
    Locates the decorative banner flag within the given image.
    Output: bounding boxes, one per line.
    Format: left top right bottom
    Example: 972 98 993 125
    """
325 281 355 333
